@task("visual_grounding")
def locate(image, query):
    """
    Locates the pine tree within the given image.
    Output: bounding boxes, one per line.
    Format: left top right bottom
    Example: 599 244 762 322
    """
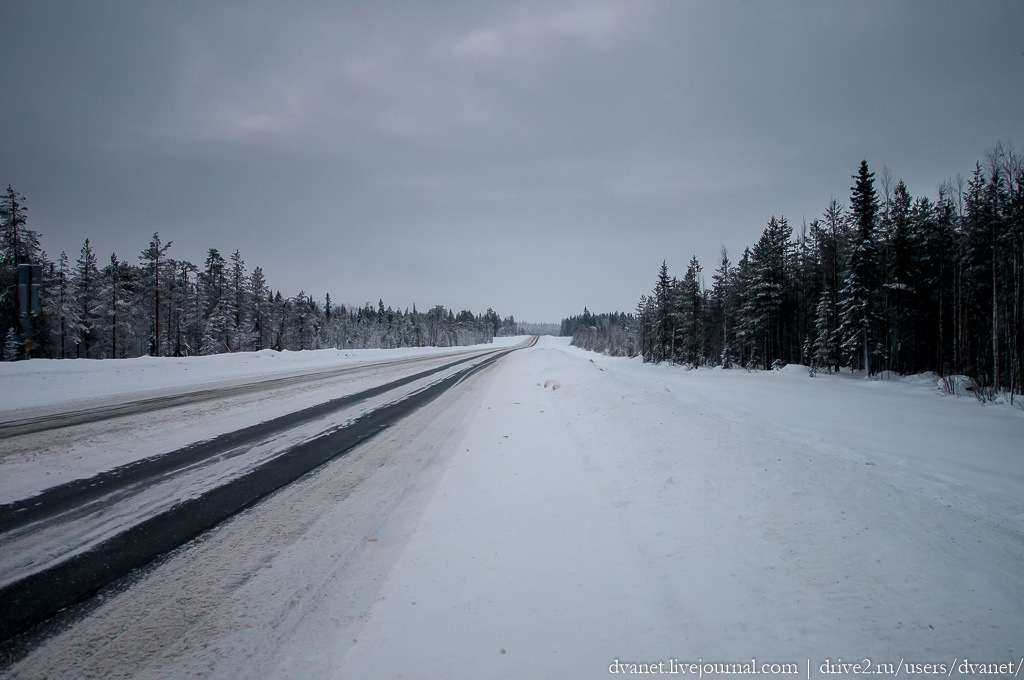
818 200 846 372
680 255 703 364
228 250 248 351
652 261 673 363
0 186 43 349
201 248 230 353
733 248 759 367
3 327 20 361
1008 168 1024 398
839 160 880 375
249 266 270 350
272 291 285 351
139 233 172 356
0 186 39 268
710 247 734 367
74 239 101 358
810 291 838 373
882 179 916 373
746 217 791 368
98 253 133 359
166 259 196 357
48 251 79 359
792 218 824 367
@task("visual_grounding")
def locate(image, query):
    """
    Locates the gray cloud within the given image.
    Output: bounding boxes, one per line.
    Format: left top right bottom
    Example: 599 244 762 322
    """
2 1 1022 321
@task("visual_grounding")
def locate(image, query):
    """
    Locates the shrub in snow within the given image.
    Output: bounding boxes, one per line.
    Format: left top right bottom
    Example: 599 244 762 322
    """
938 374 979 398
3 328 20 361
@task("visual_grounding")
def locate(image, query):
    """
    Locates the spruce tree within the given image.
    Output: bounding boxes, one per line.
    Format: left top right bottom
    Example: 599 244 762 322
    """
74 239 101 357
653 261 673 362
883 179 915 373
681 256 703 364
839 160 880 375
249 267 270 350
747 217 790 368
3 327 20 361
228 250 248 351
710 247 733 367
0 186 42 348
51 252 79 359
139 233 172 356
202 248 230 353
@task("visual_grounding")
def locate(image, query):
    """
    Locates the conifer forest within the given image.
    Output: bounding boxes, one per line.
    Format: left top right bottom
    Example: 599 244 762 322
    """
566 145 1024 399
0 196 523 360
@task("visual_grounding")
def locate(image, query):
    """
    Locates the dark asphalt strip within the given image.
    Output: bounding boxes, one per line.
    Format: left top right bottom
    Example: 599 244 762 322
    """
0 346 515 642
0 349 496 533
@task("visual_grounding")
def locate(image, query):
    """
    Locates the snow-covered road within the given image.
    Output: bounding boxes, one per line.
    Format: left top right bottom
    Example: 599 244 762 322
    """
2 337 1022 679
0 340 529 641
0 339 526 503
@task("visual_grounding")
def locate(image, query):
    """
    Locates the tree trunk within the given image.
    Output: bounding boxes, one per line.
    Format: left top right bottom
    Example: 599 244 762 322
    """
863 326 870 378
992 245 999 393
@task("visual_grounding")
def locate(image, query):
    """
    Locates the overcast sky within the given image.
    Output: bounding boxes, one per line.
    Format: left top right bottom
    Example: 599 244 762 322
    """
2 2 1022 322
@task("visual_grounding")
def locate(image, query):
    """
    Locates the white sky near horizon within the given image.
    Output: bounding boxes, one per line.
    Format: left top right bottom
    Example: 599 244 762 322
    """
2 1 1022 322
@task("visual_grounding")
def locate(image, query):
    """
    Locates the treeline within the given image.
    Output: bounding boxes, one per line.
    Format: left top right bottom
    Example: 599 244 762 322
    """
0 192 520 360
560 309 637 357
578 144 1024 396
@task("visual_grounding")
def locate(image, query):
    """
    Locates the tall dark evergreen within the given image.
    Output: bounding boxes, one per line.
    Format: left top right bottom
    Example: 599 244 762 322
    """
139 233 171 357
709 247 733 367
228 250 248 351
652 261 673 363
49 252 77 359
679 256 703 364
99 253 133 359
880 179 916 373
0 186 42 356
0 185 37 268
839 160 880 375
202 248 229 353
74 239 101 358
747 217 791 368
249 267 270 351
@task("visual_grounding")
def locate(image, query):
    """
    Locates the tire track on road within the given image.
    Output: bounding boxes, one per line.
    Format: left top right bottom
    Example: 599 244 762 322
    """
0 348 497 440
0 349 492 533
0 340 532 642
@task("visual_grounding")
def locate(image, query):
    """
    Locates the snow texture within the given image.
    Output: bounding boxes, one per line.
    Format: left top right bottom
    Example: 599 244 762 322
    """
3 337 1022 678
332 338 1023 678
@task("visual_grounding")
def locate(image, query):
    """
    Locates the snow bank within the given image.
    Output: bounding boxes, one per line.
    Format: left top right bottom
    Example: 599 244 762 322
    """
0 337 527 414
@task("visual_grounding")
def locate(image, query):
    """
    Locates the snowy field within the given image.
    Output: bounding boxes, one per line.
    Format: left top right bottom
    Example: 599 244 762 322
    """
3 336 1022 679
335 337 1024 678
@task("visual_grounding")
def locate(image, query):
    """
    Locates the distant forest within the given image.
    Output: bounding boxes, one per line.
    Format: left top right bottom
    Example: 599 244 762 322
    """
564 143 1023 398
0 198 530 360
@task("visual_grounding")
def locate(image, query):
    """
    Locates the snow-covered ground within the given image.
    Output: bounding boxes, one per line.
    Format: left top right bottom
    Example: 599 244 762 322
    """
334 337 1024 678
0 337 526 415
3 337 1022 679
0 338 523 504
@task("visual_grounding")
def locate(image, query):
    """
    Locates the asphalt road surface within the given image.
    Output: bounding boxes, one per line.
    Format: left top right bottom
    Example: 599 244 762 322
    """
0 338 534 644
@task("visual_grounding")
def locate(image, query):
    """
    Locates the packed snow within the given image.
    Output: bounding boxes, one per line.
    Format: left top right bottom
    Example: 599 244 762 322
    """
0 338 523 505
333 338 1023 678
2 337 1021 678
0 337 526 415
